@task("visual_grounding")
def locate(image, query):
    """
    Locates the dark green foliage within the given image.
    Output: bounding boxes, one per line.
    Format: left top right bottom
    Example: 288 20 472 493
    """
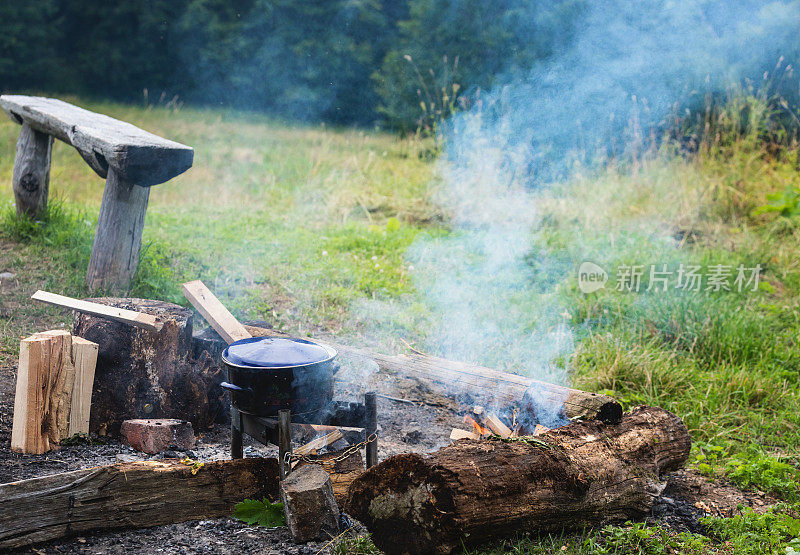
173 0 391 123
55 0 189 99
0 1 61 91
231 498 286 527
0 0 584 126
372 0 584 130
0 0 407 124
702 505 800 554
724 450 800 500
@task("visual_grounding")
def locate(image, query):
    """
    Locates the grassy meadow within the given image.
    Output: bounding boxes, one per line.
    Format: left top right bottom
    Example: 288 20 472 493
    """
1 96 799 554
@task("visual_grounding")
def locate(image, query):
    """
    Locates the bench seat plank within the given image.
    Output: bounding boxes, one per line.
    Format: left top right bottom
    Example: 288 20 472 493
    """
0 95 193 186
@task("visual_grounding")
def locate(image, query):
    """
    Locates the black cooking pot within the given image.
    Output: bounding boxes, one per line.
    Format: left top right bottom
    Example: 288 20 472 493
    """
220 336 338 419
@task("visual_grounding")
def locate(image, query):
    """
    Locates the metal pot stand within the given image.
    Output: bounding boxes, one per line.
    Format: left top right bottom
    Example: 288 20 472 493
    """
230 392 378 479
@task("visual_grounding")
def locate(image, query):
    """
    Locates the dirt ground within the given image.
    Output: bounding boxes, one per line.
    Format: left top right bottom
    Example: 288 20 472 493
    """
0 241 779 554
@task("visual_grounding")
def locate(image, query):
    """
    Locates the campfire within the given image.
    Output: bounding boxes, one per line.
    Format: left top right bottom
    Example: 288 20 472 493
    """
453 406 550 441
1 281 690 554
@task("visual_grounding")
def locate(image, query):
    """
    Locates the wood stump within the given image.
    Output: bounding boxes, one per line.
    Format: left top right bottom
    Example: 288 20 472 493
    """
73 298 226 435
345 406 691 555
280 464 340 543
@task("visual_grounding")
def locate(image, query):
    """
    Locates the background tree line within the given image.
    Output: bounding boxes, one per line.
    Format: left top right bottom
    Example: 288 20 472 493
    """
0 0 582 129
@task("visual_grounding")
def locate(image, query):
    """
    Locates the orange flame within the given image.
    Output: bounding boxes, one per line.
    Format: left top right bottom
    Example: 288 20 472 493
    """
463 415 488 435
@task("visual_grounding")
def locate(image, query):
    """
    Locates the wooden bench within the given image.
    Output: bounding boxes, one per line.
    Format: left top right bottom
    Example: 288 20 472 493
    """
0 95 193 291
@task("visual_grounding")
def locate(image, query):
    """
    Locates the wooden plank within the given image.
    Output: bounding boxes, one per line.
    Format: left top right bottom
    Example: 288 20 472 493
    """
68 337 99 436
12 122 52 217
484 413 512 438
182 280 251 344
294 430 344 456
11 331 72 453
85 168 150 291
450 428 481 441
0 458 278 549
31 290 159 330
0 95 193 186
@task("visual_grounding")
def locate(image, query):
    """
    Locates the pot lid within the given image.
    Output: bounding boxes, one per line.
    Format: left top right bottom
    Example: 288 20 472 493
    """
222 337 332 368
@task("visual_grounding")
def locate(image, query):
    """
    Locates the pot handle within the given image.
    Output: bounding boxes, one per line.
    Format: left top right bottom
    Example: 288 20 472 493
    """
220 382 254 397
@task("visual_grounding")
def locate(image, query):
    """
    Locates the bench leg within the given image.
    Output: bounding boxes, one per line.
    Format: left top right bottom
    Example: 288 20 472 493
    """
12 123 53 218
86 168 150 292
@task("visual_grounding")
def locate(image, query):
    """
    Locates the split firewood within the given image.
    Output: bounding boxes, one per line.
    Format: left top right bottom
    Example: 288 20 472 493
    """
67 336 99 436
484 413 513 438
346 406 691 555
294 430 344 456
450 428 481 441
11 331 77 453
463 415 488 436
0 458 279 549
533 424 550 436
39 330 76 444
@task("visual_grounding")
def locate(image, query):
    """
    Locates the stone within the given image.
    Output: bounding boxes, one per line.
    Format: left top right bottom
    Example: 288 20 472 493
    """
120 419 195 455
401 427 423 444
279 465 340 543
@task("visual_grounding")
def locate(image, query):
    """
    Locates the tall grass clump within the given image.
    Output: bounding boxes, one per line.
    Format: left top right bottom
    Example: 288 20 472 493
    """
0 200 182 300
1 200 94 295
527 70 800 494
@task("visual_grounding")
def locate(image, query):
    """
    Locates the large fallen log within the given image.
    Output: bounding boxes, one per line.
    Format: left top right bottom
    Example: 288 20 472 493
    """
240 325 621 423
345 406 690 555
0 458 278 550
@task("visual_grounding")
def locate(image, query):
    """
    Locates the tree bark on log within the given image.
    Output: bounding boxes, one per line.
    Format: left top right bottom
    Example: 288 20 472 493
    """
0 458 278 550
345 406 691 555
73 298 226 435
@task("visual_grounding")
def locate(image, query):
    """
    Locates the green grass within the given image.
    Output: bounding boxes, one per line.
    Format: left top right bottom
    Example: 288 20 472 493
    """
0 99 442 335
1 93 800 553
